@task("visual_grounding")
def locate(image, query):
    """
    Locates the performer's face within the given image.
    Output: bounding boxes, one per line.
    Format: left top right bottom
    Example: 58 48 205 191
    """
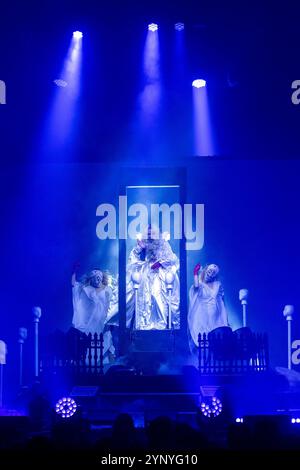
90 272 103 288
204 264 219 282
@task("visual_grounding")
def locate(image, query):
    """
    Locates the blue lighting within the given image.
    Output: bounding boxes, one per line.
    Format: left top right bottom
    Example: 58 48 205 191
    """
138 22 161 131
192 79 206 89
73 31 83 39
175 22 184 31
41 30 83 156
192 76 214 155
148 23 158 32
235 418 244 423
55 397 77 418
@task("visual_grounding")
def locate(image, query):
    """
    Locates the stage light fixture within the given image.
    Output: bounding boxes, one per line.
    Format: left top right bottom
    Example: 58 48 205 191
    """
53 79 68 88
192 79 206 89
175 22 184 31
200 397 223 418
55 397 77 418
148 23 158 32
235 418 244 423
73 31 83 39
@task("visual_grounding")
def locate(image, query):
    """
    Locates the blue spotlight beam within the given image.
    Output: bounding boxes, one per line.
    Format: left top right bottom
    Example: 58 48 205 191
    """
193 82 214 156
138 27 161 130
41 33 82 158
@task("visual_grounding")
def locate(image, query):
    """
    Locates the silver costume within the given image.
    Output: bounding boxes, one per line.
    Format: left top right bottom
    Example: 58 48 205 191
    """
126 236 180 330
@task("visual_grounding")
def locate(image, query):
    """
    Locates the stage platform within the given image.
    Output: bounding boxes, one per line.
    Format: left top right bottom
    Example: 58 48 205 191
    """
57 368 297 427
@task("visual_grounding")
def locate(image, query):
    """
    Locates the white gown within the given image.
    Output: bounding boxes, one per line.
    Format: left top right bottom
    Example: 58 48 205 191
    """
72 282 115 355
126 240 180 330
188 280 228 348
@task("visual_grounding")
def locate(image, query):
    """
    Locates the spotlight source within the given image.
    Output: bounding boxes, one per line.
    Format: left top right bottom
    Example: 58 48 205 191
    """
55 397 77 418
192 79 206 89
175 22 184 31
200 397 223 418
73 31 83 39
53 79 68 88
148 23 158 32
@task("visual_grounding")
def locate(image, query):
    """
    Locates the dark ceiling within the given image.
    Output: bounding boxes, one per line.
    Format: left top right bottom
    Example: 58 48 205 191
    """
1 0 299 162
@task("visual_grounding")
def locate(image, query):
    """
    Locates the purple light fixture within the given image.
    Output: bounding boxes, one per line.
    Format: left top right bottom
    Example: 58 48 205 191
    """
55 397 77 418
200 397 223 418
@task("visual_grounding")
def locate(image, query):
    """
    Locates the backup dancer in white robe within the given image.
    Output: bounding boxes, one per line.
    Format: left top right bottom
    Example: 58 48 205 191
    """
126 226 180 330
72 267 116 359
188 263 229 351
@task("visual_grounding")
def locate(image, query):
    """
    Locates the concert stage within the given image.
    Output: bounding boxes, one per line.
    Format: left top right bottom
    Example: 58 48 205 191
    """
2 365 300 459
2 1 300 461
68 371 291 424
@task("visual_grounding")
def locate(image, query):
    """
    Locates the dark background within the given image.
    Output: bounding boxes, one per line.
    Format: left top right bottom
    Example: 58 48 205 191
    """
1 0 300 162
0 1 300 394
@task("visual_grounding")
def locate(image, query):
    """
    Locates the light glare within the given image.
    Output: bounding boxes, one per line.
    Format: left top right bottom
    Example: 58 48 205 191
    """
192 79 206 89
73 31 83 39
175 23 184 31
148 23 158 32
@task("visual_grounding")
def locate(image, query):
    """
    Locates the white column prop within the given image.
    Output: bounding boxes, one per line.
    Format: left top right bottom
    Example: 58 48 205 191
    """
131 271 142 329
0 340 7 408
33 306 42 379
166 270 175 329
18 327 28 387
283 305 294 370
239 289 249 327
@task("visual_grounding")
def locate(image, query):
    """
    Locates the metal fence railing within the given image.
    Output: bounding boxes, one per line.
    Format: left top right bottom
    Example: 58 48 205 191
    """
198 327 269 374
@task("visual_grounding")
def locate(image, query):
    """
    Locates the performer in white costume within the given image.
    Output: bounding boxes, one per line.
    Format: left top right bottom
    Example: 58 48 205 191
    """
126 226 180 330
188 263 229 351
71 263 117 359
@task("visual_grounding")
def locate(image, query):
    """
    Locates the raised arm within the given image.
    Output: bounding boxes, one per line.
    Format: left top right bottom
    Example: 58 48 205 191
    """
193 263 201 288
71 261 80 287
